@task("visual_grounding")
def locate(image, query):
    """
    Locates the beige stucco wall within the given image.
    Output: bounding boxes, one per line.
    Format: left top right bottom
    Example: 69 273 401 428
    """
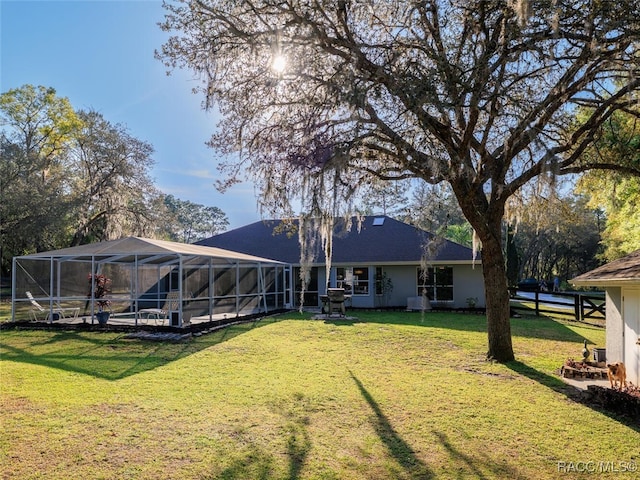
318 263 485 309
382 264 485 309
621 287 640 385
453 264 485 307
605 288 624 363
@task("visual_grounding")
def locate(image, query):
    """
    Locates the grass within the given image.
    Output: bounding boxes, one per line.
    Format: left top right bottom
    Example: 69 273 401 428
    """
1 311 638 479
0 289 12 322
510 299 606 328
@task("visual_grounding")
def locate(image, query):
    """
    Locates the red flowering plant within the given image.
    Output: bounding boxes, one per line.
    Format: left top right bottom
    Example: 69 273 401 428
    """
87 273 112 311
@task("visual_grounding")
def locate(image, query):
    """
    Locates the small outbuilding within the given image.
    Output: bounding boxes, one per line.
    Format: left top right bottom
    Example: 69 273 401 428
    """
571 249 640 386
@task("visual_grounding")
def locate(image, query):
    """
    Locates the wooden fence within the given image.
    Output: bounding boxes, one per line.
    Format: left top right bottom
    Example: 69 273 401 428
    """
509 288 605 323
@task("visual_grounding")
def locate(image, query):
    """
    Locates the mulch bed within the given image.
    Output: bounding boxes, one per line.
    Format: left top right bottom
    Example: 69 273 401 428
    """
561 362 609 379
585 385 640 422
560 358 640 421
561 358 640 422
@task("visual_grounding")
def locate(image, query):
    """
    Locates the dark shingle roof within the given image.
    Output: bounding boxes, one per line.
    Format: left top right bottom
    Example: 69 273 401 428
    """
571 249 640 286
197 216 478 265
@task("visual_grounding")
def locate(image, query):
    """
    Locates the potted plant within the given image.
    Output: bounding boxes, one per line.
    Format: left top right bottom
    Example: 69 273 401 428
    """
88 273 112 324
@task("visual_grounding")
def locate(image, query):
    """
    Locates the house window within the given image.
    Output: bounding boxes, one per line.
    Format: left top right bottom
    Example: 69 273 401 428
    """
417 267 453 302
375 267 393 296
336 267 369 295
294 266 319 307
375 267 384 295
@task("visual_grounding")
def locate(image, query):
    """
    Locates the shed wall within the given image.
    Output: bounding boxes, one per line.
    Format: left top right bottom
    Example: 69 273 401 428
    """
622 288 640 385
605 288 624 364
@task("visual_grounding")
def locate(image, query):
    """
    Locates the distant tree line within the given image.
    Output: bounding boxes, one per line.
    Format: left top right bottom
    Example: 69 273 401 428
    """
0 85 229 277
359 172 637 289
2 85 638 289
357 103 640 287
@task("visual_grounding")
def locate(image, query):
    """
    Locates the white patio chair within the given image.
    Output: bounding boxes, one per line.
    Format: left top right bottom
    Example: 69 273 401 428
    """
138 291 182 325
25 291 80 321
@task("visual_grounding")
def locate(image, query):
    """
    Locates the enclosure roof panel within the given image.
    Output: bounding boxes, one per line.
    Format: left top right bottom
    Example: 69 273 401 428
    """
17 236 285 264
571 249 640 286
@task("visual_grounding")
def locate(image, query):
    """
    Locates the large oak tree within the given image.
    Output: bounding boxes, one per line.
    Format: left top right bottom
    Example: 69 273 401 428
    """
159 0 640 361
69 110 160 245
1 85 234 278
0 85 82 268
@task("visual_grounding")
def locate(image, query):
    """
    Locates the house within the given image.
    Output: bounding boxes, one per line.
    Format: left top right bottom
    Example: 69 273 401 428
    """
571 249 640 386
197 216 485 310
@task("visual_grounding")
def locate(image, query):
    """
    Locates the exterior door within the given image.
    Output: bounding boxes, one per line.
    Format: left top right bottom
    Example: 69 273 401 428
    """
623 289 640 386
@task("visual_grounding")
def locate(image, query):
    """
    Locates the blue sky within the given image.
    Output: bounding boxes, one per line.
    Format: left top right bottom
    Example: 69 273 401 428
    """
1 0 260 230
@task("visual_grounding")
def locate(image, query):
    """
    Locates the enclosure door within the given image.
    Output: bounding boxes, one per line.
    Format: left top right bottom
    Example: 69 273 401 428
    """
623 289 640 386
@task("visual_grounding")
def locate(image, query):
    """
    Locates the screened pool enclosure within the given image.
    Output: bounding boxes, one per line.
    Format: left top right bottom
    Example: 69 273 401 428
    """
12 237 291 326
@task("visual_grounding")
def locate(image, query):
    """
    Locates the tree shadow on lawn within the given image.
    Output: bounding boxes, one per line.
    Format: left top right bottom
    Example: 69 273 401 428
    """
210 376 517 479
330 311 596 344
505 360 640 431
432 430 518 480
349 370 434 478
204 448 276 480
349 370 520 479
203 391 311 480
0 318 279 381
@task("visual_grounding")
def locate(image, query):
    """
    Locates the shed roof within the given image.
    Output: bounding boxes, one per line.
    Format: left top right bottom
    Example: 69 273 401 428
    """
17 236 284 265
571 249 640 287
197 216 479 265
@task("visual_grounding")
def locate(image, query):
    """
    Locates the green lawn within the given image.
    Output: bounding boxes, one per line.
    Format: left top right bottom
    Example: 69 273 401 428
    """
1 312 637 479
0 289 12 322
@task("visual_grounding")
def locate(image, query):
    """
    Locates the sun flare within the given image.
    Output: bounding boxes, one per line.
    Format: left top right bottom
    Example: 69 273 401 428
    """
271 54 287 74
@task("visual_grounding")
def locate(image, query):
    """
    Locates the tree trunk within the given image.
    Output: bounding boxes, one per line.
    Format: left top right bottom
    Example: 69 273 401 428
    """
479 230 515 362
454 183 515 362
